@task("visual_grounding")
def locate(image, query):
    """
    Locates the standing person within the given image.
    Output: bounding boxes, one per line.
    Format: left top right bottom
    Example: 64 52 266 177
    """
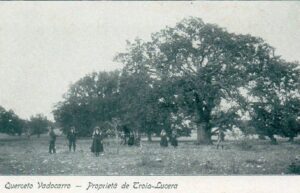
170 130 178 148
26 127 31 139
216 129 225 150
160 129 168 147
123 126 130 145
49 126 57 154
91 127 104 157
128 132 135 146
120 131 126 145
67 127 77 152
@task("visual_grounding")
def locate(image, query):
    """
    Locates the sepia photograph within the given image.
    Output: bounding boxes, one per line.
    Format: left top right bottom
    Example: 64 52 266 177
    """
0 1 299 176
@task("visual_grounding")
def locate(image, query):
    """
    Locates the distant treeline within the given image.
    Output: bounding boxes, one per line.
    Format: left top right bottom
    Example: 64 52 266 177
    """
0 106 52 137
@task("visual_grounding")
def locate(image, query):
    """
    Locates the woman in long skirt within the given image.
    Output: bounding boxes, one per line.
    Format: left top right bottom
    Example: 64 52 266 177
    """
91 127 104 156
160 129 168 147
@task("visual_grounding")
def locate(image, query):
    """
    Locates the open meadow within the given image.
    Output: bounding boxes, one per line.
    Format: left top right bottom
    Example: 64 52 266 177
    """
0 135 299 175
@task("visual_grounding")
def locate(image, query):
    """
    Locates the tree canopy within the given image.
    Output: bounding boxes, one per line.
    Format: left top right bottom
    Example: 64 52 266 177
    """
28 114 52 137
115 17 300 144
0 106 24 135
53 71 120 136
53 17 300 144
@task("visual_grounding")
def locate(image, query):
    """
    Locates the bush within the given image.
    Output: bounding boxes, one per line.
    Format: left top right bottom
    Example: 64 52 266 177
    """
235 139 253 151
288 158 300 174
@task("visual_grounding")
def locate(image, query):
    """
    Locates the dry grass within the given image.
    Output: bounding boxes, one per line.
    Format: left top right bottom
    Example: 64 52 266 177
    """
0 136 299 175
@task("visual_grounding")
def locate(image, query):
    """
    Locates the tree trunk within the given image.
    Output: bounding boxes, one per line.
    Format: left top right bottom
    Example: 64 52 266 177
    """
269 135 277 145
196 123 212 145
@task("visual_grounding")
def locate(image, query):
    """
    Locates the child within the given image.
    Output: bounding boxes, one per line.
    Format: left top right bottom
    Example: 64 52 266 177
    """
49 126 57 154
67 127 77 152
160 129 168 147
91 127 104 157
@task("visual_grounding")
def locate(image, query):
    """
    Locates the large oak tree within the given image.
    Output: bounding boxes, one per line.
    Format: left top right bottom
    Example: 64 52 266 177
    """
115 17 291 144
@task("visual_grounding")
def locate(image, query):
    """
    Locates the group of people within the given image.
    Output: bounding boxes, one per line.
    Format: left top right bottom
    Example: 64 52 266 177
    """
160 129 178 148
48 126 104 156
48 126 225 156
160 128 225 149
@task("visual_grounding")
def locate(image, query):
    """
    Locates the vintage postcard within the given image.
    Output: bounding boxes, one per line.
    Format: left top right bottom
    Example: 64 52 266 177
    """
0 1 299 193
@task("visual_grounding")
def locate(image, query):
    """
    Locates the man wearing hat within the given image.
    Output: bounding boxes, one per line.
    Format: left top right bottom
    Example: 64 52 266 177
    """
67 127 77 152
49 126 57 154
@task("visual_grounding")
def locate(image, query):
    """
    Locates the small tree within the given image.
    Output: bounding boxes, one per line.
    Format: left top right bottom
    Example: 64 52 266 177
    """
0 106 24 136
28 114 51 137
53 70 120 137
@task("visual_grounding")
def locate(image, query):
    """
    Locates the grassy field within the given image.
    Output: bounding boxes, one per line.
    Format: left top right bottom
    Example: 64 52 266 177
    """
0 135 299 175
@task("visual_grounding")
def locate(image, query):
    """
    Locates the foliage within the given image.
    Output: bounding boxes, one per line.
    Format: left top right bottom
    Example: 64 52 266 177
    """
116 40 192 139
28 114 52 137
247 59 300 143
115 17 279 144
210 107 241 134
54 17 300 142
118 69 158 136
288 158 300 174
53 71 120 136
0 106 24 135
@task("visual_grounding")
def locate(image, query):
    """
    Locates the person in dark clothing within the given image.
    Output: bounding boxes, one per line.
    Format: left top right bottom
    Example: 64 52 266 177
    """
119 126 129 145
160 129 168 147
170 130 178 148
49 126 57 154
91 127 104 157
67 127 77 152
127 132 135 146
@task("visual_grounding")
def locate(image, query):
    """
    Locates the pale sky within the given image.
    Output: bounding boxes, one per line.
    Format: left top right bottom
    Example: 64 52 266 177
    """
0 2 299 120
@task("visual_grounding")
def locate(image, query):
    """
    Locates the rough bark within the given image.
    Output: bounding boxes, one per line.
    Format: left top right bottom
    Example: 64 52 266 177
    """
196 123 212 145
